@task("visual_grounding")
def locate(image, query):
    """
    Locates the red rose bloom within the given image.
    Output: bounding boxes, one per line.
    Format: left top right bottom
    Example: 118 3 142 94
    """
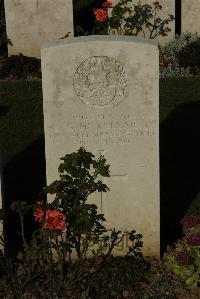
94 9 107 22
43 210 66 231
102 1 112 8
34 208 44 222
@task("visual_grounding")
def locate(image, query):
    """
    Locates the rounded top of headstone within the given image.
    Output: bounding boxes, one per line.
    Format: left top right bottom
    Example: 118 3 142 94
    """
73 56 128 108
41 35 158 50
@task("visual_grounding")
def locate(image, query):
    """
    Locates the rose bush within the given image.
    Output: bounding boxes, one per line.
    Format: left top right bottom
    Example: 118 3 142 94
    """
93 0 174 38
3 148 200 297
2 148 148 298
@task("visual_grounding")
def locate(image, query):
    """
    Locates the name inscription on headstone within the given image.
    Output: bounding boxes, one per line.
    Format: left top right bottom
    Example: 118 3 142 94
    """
66 113 155 145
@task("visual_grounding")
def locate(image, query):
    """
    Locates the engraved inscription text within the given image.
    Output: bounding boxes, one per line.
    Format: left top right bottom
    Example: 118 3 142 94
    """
66 113 155 145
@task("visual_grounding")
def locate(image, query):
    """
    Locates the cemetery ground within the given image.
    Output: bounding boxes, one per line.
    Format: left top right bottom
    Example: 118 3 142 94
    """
0 77 200 297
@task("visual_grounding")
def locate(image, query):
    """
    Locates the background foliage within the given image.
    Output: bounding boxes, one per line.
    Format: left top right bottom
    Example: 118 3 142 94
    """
160 33 200 77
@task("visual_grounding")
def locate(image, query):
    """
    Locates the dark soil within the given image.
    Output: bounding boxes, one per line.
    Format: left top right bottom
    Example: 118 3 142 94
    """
0 54 41 80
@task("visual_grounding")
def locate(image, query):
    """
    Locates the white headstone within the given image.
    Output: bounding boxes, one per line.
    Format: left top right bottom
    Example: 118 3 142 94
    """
109 0 175 45
4 0 74 58
182 0 200 34
41 35 160 256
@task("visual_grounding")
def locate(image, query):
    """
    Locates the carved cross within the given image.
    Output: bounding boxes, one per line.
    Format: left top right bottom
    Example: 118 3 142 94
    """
97 149 127 213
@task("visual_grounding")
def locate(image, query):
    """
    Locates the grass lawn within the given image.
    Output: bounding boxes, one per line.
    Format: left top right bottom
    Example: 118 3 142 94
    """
159 77 200 122
0 77 200 253
1 77 200 164
0 81 43 165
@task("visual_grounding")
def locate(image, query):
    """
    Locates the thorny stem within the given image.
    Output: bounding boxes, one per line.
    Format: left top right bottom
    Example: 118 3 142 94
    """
20 213 26 246
68 231 124 287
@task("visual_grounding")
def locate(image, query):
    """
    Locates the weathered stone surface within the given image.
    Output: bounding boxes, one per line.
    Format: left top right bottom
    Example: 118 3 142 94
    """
182 0 200 34
4 0 74 58
41 35 160 256
109 0 175 45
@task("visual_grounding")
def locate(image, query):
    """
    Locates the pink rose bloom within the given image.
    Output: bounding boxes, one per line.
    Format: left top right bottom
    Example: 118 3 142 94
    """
94 9 107 22
102 1 112 8
43 210 66 231
34 208 44 222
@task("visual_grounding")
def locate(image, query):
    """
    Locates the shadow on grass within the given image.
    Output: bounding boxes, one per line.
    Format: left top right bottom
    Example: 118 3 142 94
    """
0 105 9 117
2 100 200 256
2 135 46 256
160 100 200 253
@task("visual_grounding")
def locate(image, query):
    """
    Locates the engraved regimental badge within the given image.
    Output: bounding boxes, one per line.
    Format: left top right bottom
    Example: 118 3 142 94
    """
73 56 128 108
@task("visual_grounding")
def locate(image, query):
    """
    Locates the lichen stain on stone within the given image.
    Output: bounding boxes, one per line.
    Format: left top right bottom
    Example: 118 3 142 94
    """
52 67 63 105
128 63 140 79
13 0 21 7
